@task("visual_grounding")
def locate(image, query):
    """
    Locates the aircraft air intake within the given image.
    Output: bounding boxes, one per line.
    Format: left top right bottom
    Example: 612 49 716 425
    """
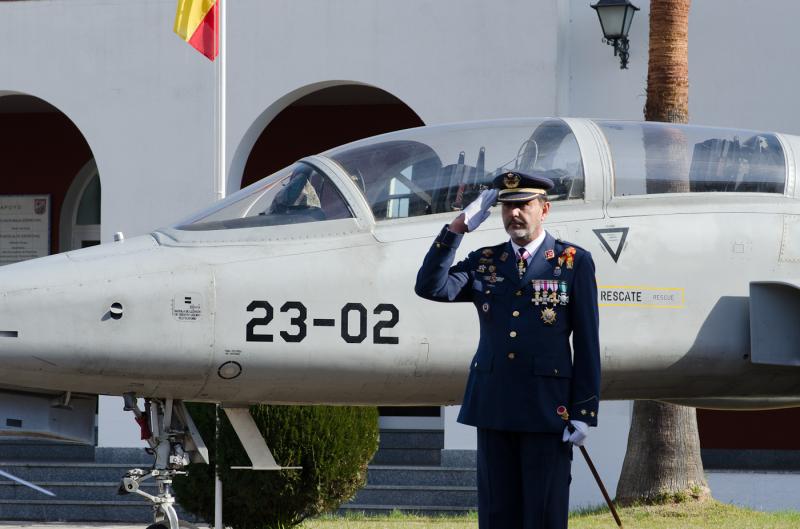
749 281 800 366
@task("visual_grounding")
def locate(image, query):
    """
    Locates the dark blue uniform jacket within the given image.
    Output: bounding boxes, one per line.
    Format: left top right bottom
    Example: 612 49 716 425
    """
415 226 601 433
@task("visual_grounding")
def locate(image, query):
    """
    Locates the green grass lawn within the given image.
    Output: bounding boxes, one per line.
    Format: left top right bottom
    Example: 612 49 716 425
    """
300 501 800 529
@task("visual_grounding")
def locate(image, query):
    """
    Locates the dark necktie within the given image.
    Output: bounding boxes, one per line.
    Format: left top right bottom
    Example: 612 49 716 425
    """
517 248 530 278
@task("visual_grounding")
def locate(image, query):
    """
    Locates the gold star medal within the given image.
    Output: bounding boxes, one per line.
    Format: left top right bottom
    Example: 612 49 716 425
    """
541 307 557 325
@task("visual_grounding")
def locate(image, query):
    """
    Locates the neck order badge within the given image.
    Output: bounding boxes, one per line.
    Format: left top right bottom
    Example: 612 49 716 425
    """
517 248 530 278
174 0 219 60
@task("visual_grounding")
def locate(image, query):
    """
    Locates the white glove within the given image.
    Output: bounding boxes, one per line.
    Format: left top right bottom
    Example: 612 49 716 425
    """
462 189 498 232
562 420 589 447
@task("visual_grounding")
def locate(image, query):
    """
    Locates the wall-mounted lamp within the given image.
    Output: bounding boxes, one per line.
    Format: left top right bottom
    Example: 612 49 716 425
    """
591 0 640 70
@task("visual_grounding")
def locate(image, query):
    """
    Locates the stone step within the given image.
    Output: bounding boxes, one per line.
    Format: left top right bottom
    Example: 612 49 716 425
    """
349 484 477 508
0 499 154 522
0 444 479 521
0 498 199 523
378 430 444 450
0 442 95 462
366 465 476 487
0 462 143 483
0 481 159 501
94 447 153 465
370 448 441 466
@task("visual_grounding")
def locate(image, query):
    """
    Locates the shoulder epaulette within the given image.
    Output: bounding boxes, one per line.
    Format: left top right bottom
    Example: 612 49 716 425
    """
555 239 588 254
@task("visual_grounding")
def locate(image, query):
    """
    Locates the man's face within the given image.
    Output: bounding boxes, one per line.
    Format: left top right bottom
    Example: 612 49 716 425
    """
501 197 550 244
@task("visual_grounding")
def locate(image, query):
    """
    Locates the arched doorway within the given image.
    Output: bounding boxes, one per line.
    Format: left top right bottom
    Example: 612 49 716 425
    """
0 94 97 255
241 84 425 187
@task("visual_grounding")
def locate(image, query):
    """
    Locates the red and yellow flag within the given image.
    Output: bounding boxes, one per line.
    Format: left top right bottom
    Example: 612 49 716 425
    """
174 0 218 61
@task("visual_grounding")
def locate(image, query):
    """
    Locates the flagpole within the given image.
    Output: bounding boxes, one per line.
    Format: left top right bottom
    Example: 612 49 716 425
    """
216 0 227 202
214 1 226 527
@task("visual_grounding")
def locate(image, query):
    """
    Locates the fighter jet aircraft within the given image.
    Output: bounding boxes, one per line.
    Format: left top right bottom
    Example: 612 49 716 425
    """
1 117 799 527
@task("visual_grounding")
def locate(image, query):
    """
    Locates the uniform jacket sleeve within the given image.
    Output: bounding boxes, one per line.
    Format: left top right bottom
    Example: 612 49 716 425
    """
568 250 601 426
415 225 474 303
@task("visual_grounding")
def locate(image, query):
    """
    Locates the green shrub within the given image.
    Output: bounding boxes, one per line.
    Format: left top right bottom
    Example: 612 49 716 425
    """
174 404 379 529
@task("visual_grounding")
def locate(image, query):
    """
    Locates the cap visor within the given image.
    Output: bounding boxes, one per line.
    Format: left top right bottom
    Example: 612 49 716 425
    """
497 192 545 203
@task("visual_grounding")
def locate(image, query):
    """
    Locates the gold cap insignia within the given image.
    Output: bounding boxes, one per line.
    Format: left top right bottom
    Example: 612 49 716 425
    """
504 172 520 189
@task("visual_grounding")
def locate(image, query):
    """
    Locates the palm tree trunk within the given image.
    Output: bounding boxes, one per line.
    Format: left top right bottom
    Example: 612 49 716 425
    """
644 0 690 124
616 0 710 505
616 401 709 504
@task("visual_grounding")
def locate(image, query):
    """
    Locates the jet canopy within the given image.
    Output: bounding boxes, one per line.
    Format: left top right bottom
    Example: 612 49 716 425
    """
175 118 585 231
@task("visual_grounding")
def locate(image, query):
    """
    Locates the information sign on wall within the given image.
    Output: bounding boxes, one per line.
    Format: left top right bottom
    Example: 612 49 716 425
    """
0 195 51 266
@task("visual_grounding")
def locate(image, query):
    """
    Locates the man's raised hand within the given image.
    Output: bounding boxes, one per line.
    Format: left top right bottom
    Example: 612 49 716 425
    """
462 189 499 232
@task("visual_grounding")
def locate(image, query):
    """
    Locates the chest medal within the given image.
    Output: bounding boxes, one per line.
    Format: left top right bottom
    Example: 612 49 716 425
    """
541 306 557 325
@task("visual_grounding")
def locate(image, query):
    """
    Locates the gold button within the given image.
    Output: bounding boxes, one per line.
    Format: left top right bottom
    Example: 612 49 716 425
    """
512 311 520 317
474 362 479 368
581 409 587 416
436 243 441 248
485 290 491 294
507 352 516 360
553 369 559 375
509 331 517 338
590 411 596 418
515 290 522 296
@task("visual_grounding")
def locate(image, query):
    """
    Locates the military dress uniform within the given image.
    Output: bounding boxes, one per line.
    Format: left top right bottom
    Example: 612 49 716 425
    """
414 172 600 529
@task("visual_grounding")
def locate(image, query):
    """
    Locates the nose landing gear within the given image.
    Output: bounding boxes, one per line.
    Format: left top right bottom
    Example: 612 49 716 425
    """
120 394 209 529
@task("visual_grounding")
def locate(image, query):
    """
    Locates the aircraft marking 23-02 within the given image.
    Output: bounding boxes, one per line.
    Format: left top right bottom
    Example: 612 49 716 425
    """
245 300 400 344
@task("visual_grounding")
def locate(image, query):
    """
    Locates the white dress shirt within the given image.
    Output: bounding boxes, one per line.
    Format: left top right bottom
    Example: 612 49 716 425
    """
510 230 547 266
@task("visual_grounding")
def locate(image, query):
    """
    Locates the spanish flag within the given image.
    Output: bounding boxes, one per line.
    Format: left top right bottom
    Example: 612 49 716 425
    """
174 0 218 61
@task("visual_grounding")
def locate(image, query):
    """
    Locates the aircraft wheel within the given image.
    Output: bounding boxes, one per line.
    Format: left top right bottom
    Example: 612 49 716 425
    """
145 524 169 529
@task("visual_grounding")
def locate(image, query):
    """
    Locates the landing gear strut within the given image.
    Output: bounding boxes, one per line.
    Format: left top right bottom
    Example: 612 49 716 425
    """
120 394 208 529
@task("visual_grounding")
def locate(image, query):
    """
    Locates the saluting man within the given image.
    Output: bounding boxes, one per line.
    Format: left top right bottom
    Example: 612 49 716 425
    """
415 171 601 529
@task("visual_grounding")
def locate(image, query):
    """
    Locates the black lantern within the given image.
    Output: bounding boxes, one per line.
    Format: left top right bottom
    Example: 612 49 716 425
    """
591 0 639 69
